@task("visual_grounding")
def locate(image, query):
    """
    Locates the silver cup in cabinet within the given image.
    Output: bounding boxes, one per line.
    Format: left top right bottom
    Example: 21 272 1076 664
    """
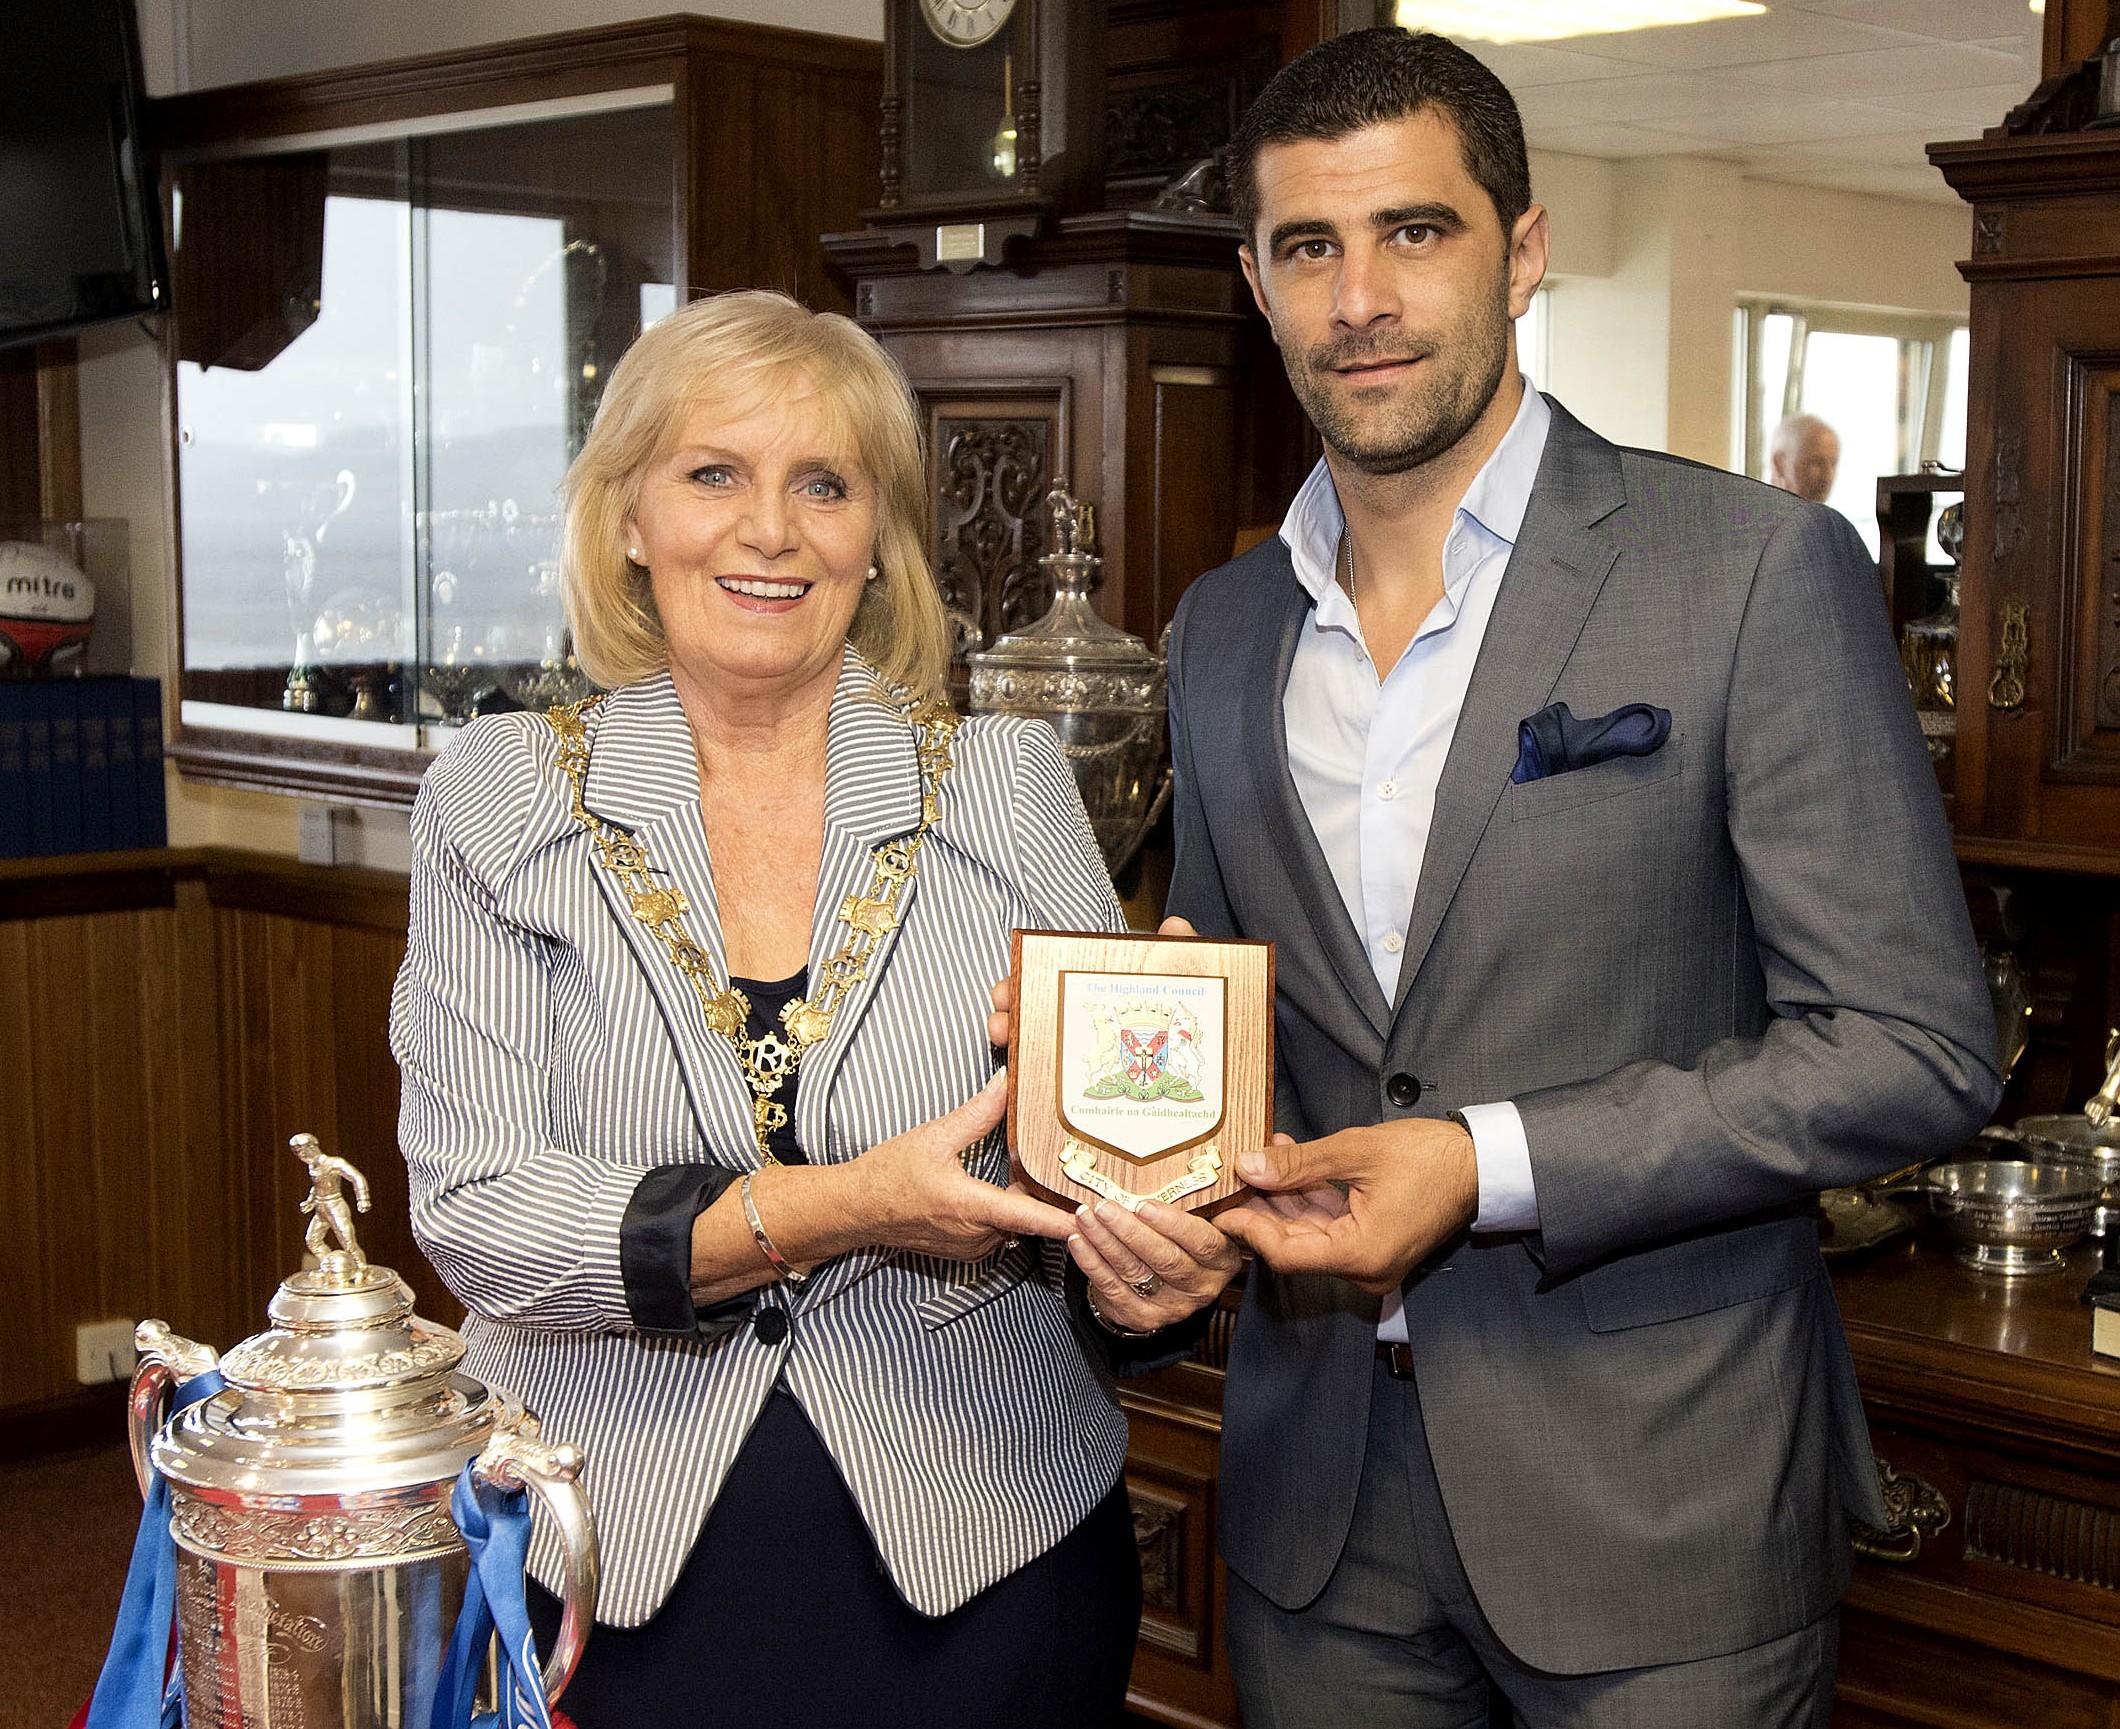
2010 1114 2120 1238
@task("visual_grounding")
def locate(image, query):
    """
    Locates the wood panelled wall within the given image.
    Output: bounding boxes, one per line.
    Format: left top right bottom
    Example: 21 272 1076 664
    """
2043 0 2114 76
0 852 452 1427
0 337 83 524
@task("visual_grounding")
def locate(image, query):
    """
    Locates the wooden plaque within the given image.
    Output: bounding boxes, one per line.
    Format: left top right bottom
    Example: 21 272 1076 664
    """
1007 929 1273 1215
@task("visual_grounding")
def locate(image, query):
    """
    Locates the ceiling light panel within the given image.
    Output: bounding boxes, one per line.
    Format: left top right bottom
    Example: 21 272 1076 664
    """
1396 0 1767 44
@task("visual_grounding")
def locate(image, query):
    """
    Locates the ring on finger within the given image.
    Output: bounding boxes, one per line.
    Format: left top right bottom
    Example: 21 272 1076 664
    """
1128 1270 1164 1298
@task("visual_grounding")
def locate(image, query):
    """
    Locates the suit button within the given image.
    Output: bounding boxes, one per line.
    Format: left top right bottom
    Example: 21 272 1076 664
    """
1386 1072 1421 1108
752 1305 790 1345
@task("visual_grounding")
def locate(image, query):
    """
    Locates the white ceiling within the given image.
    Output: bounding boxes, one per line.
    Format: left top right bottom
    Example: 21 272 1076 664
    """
1437 0 2043 203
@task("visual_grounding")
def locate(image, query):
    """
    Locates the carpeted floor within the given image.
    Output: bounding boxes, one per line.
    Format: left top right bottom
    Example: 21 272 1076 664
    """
0 1443 138 1729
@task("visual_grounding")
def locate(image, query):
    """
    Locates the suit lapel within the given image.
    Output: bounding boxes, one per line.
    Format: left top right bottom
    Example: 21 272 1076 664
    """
573 676 760 1169
571 653 933 1316
1391 404 1625 1013
1247 571 1393 1041
783 657 929 1314
791 655 926 1163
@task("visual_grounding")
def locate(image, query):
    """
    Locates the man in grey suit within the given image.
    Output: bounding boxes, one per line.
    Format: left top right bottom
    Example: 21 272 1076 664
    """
1148 27 2000 1726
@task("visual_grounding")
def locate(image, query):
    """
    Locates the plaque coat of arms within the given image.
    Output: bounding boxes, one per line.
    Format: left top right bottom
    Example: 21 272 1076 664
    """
1010 930 1271 1213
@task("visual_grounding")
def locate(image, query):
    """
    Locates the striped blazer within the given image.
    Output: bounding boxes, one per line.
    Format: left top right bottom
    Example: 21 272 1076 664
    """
389 648 1130 1626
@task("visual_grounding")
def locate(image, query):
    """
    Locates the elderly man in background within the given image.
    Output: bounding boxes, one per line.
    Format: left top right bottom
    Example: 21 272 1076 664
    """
1769 411 1841 503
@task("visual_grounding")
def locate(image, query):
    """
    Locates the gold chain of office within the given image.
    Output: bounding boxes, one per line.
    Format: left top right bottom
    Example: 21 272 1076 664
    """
548 690 961 1164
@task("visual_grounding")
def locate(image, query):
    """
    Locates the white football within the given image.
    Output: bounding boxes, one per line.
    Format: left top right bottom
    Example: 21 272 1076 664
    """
0 540 96 623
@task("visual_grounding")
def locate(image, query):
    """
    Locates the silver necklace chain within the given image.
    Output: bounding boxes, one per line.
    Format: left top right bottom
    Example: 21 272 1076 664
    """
1337 529 1359 618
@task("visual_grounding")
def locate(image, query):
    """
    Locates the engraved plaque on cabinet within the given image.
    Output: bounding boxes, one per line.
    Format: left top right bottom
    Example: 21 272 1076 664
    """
1993 429 2023 565
1130 1486 1186 1616
1122 1463 1213 1667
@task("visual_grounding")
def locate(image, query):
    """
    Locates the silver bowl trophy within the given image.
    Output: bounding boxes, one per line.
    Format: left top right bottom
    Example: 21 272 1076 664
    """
1922 1158 2101 1276
128 1134 599 1729
967 482 1171 875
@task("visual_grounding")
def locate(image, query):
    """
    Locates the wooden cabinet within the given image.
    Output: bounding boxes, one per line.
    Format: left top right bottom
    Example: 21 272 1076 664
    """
1121 1315 1244 1729
821 0 1318 683
0 849 436 1447
824 212 1304 672
1834 1238 2120 1726
1928 135 2120 872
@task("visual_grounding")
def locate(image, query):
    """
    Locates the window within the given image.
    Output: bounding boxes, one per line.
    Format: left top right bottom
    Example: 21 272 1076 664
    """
1736 299 1967 558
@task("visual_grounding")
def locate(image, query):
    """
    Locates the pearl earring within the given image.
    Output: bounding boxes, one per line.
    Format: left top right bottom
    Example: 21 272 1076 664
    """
866 564 881 584
627 548 642 562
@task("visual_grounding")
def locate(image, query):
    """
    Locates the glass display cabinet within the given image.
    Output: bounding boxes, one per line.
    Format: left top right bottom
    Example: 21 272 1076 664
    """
151 17 880 802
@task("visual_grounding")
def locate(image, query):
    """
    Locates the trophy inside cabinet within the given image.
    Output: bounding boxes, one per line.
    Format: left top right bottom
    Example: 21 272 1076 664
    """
170 103 674 779
1876 472 1965 810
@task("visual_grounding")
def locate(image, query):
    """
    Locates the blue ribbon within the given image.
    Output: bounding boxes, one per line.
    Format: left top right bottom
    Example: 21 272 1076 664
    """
86 1370 227 1729
432 1465 556 1729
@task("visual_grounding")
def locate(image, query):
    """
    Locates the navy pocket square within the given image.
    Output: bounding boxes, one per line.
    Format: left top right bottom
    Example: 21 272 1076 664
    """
1512 701 1672 785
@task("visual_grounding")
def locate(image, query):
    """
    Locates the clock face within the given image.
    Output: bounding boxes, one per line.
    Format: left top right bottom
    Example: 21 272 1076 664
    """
920 0 1017 49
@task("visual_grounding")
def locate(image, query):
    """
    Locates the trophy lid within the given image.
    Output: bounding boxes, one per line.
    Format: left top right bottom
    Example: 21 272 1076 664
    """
968 481 1164 693
151 1135 503 1499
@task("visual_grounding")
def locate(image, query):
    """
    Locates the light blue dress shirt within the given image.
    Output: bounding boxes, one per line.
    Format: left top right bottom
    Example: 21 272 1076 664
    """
1279 383 1549 1343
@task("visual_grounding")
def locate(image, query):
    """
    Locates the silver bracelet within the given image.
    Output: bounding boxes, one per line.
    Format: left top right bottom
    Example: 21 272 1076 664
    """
740 1172 806 1287
1084 1288 1155 1339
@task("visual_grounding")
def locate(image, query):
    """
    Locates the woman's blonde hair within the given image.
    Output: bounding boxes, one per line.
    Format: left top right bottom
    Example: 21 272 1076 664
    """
561 290 950 701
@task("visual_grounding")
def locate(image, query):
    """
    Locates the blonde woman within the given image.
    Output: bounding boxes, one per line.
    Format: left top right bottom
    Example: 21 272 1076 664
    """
390 291 1243 1728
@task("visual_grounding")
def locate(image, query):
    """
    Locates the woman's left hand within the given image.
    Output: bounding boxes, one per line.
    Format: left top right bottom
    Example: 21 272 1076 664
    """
1068 1197 1246 1334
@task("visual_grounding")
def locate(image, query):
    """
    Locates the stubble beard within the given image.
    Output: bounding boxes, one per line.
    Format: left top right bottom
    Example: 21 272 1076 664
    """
1287 276 1513 479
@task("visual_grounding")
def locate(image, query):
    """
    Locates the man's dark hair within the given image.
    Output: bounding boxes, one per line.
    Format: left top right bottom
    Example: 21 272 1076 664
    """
1226 28 1532 243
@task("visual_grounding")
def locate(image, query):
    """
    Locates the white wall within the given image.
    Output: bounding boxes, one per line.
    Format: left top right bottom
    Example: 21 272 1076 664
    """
1529 145 1973 467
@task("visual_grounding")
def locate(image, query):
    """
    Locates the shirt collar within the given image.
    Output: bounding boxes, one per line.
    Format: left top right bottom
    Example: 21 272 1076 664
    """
1278 382 1553 608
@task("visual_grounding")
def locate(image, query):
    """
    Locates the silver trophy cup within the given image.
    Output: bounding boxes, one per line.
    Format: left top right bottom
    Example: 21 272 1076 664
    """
128 1134 598 1729
967 482 1171 875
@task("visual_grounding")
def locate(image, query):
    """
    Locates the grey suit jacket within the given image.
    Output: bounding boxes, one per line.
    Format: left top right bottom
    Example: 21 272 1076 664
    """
391 650 1131 1626
1167 400 2000 1673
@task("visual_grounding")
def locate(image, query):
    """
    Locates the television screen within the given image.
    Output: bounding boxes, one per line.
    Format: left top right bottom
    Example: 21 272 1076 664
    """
0 0 168 351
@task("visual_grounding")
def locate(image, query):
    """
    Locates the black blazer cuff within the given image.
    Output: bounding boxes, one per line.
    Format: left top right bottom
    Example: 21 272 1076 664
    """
621 1163 742 1335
